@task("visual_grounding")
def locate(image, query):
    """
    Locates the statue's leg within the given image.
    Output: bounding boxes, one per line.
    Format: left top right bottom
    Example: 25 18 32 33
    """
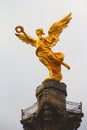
39 54 62 80
39 57 53 76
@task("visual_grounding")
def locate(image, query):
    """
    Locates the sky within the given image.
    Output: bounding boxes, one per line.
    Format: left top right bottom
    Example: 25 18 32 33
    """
0 0 87 130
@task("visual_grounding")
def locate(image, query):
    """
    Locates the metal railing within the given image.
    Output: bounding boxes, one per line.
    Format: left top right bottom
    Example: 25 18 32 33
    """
21 101 82 120
21 102 38 120
66 101 82 113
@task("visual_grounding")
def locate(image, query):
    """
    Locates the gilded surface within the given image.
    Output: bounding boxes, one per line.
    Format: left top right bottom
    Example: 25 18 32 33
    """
15 13 72 80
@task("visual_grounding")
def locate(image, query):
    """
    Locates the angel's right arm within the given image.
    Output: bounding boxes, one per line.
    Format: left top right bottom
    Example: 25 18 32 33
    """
15 26 36 47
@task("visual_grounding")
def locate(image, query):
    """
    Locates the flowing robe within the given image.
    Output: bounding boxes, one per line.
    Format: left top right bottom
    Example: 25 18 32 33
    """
35 37 64 80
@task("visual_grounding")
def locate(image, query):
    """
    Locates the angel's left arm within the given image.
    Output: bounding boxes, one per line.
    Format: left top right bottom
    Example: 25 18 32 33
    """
44 35 59 47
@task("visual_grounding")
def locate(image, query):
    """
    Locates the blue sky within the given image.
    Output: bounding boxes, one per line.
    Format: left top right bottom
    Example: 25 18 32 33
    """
0 0 87 130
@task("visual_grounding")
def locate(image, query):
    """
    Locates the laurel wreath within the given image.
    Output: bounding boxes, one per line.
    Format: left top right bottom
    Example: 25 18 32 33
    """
15 26 24 33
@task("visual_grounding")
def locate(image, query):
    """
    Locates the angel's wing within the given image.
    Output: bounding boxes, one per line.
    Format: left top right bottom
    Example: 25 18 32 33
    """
46 13 72 47
15 33 36 47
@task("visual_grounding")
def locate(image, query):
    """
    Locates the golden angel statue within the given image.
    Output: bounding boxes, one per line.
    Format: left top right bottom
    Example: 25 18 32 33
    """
15 13 72 80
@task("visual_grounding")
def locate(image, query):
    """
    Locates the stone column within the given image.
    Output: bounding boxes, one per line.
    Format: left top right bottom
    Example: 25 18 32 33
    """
36 79 67 111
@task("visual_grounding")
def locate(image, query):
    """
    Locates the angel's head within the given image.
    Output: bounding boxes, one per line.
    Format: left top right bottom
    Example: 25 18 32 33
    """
36 28 45 36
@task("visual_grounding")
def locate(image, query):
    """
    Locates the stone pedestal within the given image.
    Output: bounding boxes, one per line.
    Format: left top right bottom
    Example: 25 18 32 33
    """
20 79 84 130
36 79 67 110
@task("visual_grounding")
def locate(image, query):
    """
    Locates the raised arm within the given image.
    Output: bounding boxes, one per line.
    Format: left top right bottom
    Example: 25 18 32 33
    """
15 26 36 47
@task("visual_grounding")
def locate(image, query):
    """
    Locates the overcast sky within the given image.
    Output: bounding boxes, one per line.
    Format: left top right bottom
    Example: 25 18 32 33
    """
0 0 87 130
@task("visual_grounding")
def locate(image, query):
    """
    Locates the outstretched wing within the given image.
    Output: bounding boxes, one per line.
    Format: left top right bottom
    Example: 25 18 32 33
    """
46 13 72 47
15 33 36 47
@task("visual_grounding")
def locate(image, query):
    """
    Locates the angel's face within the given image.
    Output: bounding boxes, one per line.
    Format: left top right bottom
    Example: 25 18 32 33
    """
36 28 45 36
